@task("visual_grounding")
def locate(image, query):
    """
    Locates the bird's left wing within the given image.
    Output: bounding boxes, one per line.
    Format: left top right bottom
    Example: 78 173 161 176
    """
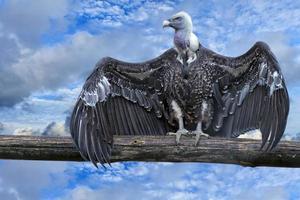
204 42 289 150
70 49 179 166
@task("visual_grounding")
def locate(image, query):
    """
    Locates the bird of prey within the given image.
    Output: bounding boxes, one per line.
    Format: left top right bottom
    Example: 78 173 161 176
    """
163 11 199 71
70 12 289 167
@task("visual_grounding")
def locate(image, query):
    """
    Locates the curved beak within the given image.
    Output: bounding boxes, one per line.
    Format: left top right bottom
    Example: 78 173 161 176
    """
163 20 171 28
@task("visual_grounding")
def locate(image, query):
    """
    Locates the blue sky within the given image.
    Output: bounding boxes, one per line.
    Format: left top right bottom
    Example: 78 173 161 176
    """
1 0 300 199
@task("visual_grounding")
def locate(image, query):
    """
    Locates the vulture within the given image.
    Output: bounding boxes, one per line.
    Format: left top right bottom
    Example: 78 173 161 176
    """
163 11 199 67
70 11 289 167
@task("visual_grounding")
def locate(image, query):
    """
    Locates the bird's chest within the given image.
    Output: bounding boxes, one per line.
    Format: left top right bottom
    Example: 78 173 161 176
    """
172 67 212 104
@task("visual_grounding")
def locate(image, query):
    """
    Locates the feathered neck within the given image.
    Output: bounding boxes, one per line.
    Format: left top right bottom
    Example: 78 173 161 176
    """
175 28 192 38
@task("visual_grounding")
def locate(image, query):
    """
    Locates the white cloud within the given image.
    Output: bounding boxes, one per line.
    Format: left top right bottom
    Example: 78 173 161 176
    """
59 186 97 200
76 0 175 27
0 161 291 200
176 0 300 56
234 186 288 200
0 85 81 133
0 160 69 200
42 122 68 136
238 130 262 140
53 162 300 200
0 122 4 133
221 32 300 86
0 0 70 47
13 127 40 136
0 0 71 106
0 24 172 106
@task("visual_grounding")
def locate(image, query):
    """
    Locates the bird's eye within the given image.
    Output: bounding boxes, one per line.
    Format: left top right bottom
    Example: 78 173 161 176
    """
173 17 181 20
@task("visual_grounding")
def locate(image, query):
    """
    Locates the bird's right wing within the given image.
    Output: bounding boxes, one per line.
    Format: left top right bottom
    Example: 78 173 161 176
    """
204 42 289 150
70 49 179 166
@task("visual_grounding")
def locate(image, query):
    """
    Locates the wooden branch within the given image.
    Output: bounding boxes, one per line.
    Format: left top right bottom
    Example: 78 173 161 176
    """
0 135 299 168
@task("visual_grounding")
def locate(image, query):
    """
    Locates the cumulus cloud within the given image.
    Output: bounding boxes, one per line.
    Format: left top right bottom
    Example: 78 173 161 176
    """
58 186 97 200
179 0 300 49
282 132 300 141
234 186 288 200
13 127 40 136
42 121 68 136
0 122 4 133
54 162 300 200
0 0 69 47
0 84 82 134
0 161 296 200
0 160 69 200
238 130 262 140
74 0 175 29
0 26 171 107
0 0 70 106
0 33 30 106
64 109 72 134
223 32 300 86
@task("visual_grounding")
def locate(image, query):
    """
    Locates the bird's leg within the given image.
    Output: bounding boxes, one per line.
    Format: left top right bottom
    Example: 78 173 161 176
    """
167 100 189 144
193 121 209 146
167 116 189 144
187 51 197 65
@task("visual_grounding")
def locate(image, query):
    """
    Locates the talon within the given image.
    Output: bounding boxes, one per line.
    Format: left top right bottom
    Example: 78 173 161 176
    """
195 134 200 146
193 131 209 146
168 129 189 144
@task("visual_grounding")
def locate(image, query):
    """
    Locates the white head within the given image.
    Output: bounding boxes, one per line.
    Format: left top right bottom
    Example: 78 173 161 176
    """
163 11 193 32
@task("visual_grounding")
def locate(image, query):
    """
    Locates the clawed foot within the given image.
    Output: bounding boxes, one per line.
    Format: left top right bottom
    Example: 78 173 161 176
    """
193 131 209 146
168 129 209 145
167 129 189 144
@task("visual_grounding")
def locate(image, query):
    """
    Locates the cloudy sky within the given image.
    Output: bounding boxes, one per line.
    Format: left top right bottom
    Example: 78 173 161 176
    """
1 0 300 199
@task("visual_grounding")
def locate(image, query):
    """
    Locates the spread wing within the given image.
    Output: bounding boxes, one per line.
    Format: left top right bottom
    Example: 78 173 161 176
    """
205 42 289 150
70 49 179 166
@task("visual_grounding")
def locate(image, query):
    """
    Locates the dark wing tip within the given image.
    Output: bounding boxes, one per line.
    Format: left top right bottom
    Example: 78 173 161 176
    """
261 89 289 151
70 98 113 168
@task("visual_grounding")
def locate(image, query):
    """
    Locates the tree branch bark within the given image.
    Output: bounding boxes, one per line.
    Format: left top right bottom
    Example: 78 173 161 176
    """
0 135 299 168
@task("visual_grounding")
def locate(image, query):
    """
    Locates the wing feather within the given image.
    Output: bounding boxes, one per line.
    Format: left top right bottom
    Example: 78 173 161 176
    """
207 42 289 149
70 49 178 166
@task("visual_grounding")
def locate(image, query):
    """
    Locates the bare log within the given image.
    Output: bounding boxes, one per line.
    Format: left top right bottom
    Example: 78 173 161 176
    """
0 135 299 168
